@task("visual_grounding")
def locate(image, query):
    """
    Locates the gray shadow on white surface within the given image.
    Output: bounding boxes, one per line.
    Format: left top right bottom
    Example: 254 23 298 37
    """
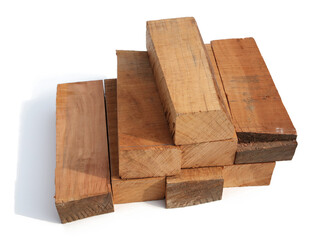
15 94 60 223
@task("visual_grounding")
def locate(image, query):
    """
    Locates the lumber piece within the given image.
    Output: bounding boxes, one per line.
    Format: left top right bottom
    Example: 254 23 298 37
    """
55 80 113 223
211 38 297 143
222 162 276 187
117 50 181 179
105 79 165 204
166 167 223 208
235 141 297 164
146 17 235 145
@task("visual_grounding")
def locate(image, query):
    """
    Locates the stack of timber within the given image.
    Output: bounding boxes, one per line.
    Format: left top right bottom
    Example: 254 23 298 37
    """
55 17 297 223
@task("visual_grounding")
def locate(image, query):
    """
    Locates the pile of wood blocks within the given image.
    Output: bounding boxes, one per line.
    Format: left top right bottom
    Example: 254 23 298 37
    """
55 17 297 223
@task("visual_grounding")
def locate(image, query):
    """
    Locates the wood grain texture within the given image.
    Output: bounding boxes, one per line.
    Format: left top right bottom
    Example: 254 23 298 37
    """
105 79 165 204
235 141 297 164
117 51 181 179
55 80 113 223
180 139 236 168
223 162 276 187
211 38 297 143
166 167 223 208
147 17 235 145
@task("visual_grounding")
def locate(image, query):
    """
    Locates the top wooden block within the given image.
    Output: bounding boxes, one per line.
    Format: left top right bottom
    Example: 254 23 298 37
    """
211 38 297 143
55 80 113 223
146 17 235 145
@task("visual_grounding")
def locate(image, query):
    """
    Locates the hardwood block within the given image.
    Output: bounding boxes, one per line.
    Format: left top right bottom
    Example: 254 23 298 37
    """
117 51 181 179
223 162 276 187
235 141 297 164
105 79 165 204
55 80 113 223
166 167 223 208
147 17 235 145
211 38 297 143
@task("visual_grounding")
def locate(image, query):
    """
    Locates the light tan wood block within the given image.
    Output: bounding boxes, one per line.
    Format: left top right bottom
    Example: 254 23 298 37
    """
223 162 276 187
117 51 181 179
105 79 165 204
55 80 113 223
147 17 235 145
211 38 297 143
181 139 236 168
166 167 223 208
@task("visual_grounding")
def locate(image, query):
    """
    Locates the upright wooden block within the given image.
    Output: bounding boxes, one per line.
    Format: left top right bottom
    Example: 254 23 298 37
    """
55 80 113 223
105 79 165 204
211 38 297 143
117 51 181 179
166 167 223 208
147 17 235 145
223 162 276 187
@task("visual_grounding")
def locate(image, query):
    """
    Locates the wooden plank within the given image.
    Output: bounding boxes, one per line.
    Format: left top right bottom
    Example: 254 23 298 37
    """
55 80 113 223
235 141 297 164
223 162 276 187
166 167 223 208
117 50 181 179
105 79 165 204
147 17 235 145
211 38 297 143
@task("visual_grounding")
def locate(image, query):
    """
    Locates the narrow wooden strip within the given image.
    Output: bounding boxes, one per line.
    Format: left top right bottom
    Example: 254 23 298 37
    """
211 38 297 143
117 51 181 179
222 162 276 187
105 79 165 204
166 167 223 208
147 17 235 144
55 80 113 223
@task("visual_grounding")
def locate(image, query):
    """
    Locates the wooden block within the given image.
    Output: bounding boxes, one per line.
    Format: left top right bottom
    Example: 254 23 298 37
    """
147 17 235 145
55 80 113 223
166 167 223 208
180 139 236 168
223 162 276 187
117 50 181 179
211 38 297 143
105 79 165 204
235 141 297 164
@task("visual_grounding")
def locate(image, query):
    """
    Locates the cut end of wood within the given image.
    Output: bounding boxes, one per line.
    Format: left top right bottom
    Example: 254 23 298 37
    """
119 146 181 179
165 167 223 208
174 110 236 145
56 192 114 224
235 140 297 164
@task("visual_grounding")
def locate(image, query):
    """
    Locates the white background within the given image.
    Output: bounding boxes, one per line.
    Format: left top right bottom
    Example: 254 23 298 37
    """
1 0 309 239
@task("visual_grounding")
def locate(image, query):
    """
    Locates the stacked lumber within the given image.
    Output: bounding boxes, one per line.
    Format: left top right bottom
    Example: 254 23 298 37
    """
55 17 297 223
